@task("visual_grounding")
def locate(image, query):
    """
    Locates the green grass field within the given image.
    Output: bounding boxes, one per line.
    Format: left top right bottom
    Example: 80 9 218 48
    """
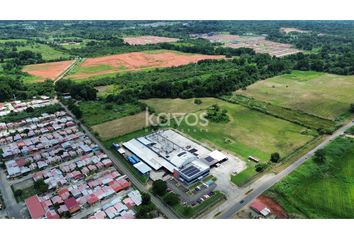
79 101 144 126
17 43 70 61
145 97 313 161
223 94 336 131
144 98 314 183
236 71 354 120
266 136 354 218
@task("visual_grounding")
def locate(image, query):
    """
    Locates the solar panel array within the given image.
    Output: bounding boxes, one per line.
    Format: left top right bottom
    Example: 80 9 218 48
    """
181 165 200 177
204 156 215 162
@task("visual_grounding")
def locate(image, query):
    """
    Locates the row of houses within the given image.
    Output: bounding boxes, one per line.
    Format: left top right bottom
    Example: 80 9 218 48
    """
26 165 133 219
0 114 74 144
0 96 56 117
3 129 96 178
13 108 141 219
89 190 142 219
0 110 67 132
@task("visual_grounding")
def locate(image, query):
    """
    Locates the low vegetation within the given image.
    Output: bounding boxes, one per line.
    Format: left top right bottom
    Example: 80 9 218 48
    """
236 71 354 121
79 101 145 126
266 136 354 218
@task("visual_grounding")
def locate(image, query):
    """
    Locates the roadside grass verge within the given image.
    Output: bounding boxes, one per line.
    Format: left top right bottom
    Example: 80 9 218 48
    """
265 136 354 218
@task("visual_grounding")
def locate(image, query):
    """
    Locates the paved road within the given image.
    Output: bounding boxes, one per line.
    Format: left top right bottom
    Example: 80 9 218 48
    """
217 119 354 219
59 102 178 219
0 170 26 218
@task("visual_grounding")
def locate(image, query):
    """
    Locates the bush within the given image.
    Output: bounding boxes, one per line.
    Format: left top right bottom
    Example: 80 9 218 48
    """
14 189 23 197
205 104 229 123
25 107 34 113
194 99 202 105
141 192 151 205
255 163 268 172
313 149 326 164
270 152 281 163
152 180 167 196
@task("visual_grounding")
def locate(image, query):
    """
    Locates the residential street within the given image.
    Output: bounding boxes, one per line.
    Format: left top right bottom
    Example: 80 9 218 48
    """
59 102 178 219
0 170 27 218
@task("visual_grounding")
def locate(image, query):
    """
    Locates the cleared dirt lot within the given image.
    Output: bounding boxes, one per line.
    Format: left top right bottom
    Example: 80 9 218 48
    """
200 34 301 57
68 50 224 80
280 27 310 34
123 35 178 45
22 60 75 81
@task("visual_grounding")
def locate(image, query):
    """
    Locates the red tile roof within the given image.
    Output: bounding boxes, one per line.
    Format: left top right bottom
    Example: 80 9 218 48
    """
46 210 60 219
25 195 46 219
87 194 99 205
250 199 267 213
64 197 79 210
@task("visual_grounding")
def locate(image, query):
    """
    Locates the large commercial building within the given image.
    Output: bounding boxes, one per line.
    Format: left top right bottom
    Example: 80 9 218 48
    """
123 129 227 184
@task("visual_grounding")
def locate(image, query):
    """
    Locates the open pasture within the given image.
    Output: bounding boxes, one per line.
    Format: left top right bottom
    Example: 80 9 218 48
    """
236 71 354 120
266 136 354 218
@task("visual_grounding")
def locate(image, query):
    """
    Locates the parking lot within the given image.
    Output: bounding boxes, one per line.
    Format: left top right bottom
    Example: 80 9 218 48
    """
210 152 246 198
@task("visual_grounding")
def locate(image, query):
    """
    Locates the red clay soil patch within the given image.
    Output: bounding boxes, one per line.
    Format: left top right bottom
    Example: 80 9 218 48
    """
22 60 75 81
70 51 224 80
123 36 178 45
257 195 288 218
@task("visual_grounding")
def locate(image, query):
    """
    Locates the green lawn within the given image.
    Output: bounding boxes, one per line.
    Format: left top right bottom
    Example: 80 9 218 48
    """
17 43 70 61
223 94 335 132
266 136 354 218
79 101 144 126
144 98 314 184
146 98 313 162
236 71 354 120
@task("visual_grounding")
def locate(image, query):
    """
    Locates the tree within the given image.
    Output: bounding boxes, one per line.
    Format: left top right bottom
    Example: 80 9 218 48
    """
182 207 193 217
163 192 180 206
14 189 23 197
152 180 167 196
270 152 281 163
136 204 154 219
34 179 49 194
69 104 82 119
141 192 151 205
313 149 326 164
0 83 13 101
25 107 34 113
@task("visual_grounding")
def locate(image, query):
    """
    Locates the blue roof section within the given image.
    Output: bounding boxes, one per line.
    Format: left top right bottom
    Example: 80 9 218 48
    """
128 155 140 165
